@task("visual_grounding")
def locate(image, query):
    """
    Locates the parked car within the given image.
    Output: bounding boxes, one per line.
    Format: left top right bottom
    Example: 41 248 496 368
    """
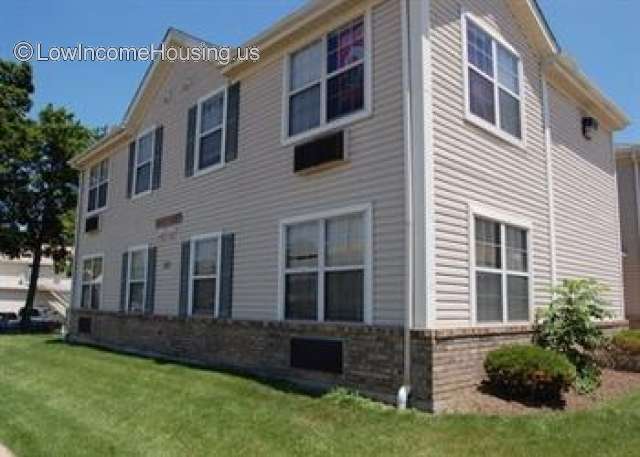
0 308 61 333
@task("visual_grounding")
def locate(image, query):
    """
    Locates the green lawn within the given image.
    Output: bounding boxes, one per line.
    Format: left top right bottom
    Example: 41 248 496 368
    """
1 336 640 457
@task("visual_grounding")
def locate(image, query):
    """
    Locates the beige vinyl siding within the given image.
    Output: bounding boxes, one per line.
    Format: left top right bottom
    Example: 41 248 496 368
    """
430 0 552 326
549 85 624 317
617 157 640 318
74 0 406 324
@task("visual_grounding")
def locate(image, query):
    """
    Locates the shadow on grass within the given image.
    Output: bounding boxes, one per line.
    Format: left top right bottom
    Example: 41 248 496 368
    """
477 381 567 410
44 337 328 399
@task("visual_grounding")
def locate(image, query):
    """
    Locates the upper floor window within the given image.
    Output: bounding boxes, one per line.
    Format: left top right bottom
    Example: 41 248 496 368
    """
463 15 524 143
134 129 154 196
285 15 369 142
81 255 103 309
87 159 108 213
473 212 530 324
280 205 372 323
196 88 226 174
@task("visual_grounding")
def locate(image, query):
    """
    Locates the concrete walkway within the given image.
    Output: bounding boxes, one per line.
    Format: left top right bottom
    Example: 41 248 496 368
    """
0 444 14 457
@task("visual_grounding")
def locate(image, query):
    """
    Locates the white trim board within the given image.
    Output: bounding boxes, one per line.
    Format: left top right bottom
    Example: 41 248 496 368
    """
405 0 434 329
542 76 557 285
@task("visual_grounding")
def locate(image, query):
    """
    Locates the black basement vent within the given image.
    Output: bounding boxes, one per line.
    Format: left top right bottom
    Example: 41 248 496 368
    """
85 215 100 233
78 317 92 334
290 338 343 374
294 130 345 173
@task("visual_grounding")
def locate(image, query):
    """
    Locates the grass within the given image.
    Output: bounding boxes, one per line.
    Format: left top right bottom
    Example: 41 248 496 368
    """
1 336 640 457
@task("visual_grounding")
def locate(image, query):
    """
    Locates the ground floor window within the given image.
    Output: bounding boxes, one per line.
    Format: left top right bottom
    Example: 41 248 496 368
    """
81 255 103 309
280 205 372 323
189 233 221 316
127 246 148 313
472 207 531 323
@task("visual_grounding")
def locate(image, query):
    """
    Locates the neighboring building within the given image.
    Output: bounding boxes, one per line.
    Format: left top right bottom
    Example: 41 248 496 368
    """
68 0 629 411
617 145 640 327
0 255 70 319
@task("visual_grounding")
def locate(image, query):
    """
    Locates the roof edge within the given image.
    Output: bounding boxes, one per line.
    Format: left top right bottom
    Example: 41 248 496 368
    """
70 27 218 169
546 54 629 131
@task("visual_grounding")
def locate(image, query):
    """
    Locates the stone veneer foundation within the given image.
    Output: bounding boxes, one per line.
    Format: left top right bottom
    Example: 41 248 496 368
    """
67 310 628 412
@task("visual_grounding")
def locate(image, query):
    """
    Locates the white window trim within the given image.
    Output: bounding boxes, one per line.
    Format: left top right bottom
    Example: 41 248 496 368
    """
187 232 222 317
281 9 373 146
193 86 228 178
461 11 526 149
79 253 104 309
126 244 148 314
131 125 156 200
468 203 534 326
86 159 109 217
277 203 373 324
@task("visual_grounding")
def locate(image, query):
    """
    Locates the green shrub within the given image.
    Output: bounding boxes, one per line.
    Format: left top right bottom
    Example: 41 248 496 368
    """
611 330 640 355
535 278 611 393
484 344 576 401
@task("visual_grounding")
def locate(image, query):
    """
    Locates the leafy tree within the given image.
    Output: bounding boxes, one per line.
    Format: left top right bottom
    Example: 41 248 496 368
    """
535 278 611 393
0 59 95 326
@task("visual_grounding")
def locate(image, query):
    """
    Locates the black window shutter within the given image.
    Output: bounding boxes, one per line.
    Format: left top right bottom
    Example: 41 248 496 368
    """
145 246 157 315
127 141 136 198
218 233 235 319
120 252 128 313
179 241 191 317
152 126 163 190
225 82 241 163
185 105 197 177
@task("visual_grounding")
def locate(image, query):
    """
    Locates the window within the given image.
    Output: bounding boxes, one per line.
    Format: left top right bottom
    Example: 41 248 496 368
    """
127 247 147 313
81 256 103 309
285 15 369 141
196 89 226 173
280 206 371 323
463 14 523 142
472 212 531 323
189 234 221 316
134 129 154 195
87 159 108 213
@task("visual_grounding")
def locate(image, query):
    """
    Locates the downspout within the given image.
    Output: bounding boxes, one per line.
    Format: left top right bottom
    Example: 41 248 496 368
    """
398 0 414 410
541 72 557 286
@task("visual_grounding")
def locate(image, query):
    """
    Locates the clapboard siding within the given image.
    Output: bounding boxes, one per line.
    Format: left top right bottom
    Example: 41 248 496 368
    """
430 0 552 326
617 157 640 318
549 85 623 317
74 0 407 324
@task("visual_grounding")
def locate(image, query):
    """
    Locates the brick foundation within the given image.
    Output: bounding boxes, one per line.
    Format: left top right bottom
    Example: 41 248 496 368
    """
68 309 434 408
67 310 628 412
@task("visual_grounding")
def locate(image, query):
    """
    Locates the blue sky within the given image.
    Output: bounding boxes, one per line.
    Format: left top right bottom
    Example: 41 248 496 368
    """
1 0 638 143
